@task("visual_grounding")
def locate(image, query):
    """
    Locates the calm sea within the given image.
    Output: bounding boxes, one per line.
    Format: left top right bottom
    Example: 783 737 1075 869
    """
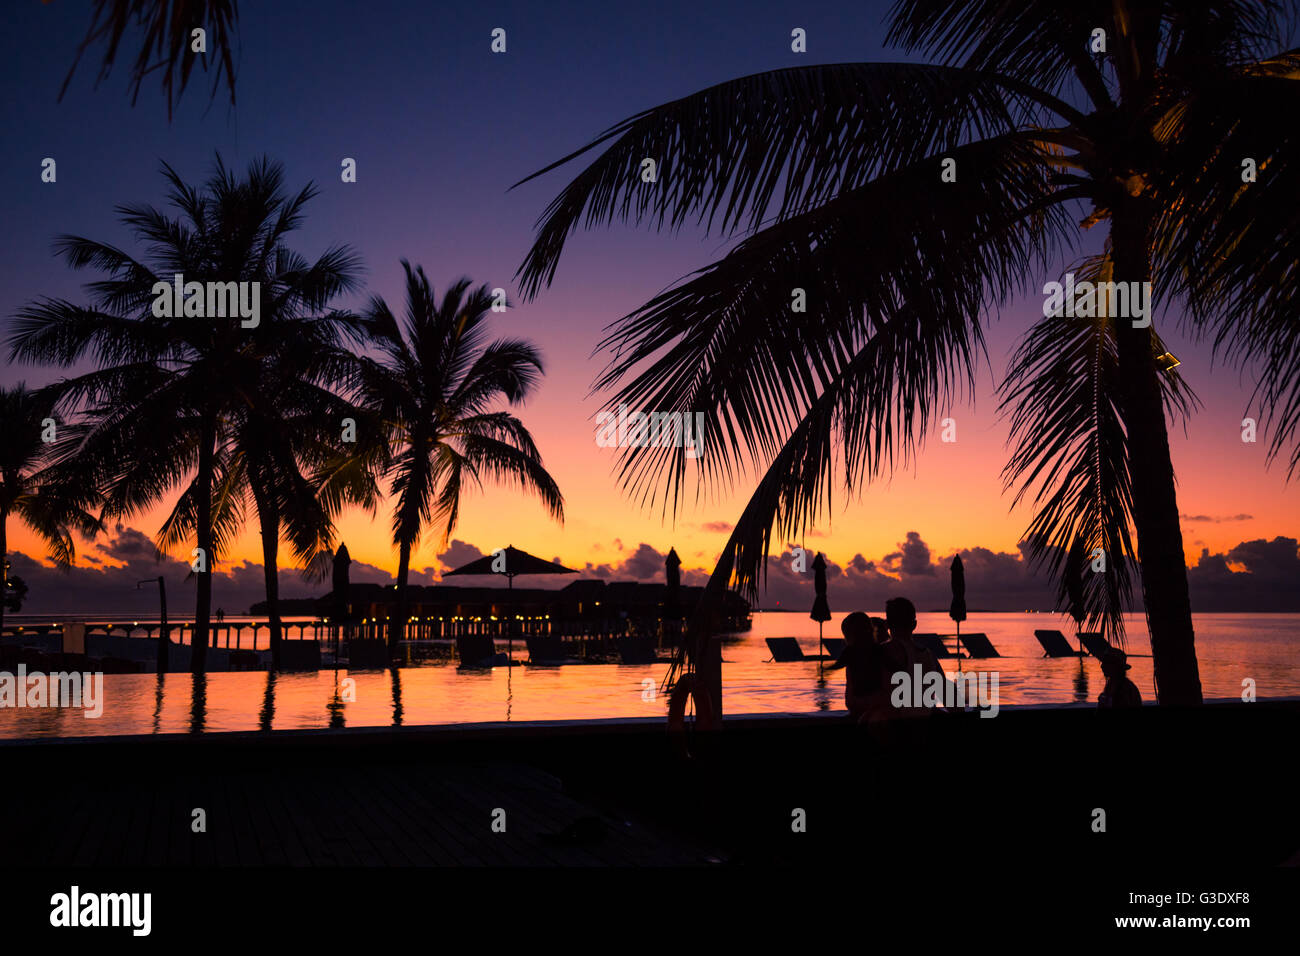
1 611 1296 738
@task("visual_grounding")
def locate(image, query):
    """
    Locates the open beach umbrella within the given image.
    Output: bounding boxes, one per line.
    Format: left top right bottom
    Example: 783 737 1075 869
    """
949 555 967 669
443 545 578 662
810 553 831 664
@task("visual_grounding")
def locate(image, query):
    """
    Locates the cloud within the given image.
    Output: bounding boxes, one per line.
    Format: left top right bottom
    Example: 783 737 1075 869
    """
95 524 165 563
577 541 674 582
753 532 1300 614
620 543 666 580
1186 537 1300 611
435 539 485 572
5 527 1297 616
880 531 936 577
699 521 733 533
1179 513 1254 524
754 537 1069 612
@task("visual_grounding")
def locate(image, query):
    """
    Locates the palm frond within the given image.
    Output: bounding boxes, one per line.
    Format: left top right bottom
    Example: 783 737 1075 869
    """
594 130 1074 518
59 0 240 121
999 254 1199 641
514 60 1061 298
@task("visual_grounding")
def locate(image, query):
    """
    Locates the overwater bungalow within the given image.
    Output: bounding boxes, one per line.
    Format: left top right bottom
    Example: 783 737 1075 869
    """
255 578 752 646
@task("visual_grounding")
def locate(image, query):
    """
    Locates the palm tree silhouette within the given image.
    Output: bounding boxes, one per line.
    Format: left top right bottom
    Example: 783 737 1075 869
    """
1001 252 1199 642
515 2 1300 705
352 262 564 651
8 155 361 672
0 384 102 636
155 314 374 669
60 0 240 121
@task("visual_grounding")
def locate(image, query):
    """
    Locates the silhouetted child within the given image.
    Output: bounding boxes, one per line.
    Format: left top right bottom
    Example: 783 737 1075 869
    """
1098 649 1141 708
838 612 890 722
883 596 951 715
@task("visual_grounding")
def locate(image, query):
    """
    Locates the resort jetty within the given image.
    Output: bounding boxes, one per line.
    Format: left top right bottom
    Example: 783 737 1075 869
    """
0 579 751 673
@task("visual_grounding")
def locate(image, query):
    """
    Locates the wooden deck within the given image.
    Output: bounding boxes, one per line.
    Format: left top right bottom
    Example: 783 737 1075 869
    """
17 753 718 867
6 702 1300 870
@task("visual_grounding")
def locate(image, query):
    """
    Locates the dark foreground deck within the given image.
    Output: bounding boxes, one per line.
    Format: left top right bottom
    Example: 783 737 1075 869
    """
5 702 1299 869
30 754 713 867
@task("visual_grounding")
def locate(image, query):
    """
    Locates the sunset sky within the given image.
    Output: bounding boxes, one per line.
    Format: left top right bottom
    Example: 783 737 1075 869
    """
2 0 1296 609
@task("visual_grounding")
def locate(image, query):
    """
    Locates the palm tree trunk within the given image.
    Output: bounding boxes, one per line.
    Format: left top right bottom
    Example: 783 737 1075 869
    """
255 492 283 671
191 413 216 674
388 538 412 653
0 511 7 639
1111 197 1203 705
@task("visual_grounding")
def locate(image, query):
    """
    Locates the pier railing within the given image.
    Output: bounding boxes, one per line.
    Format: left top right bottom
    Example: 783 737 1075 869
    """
0 613 712 656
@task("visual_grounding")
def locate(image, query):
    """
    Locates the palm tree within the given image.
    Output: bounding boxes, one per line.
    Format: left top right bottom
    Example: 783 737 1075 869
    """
1000 252 1199 630
353 262 564 651
0 384 102 636
514 1 1300 706
60 0 240 121
156 316 375 669
8 155 361 673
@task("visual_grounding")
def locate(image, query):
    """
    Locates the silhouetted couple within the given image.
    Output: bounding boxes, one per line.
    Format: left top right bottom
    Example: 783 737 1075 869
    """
838 597 947 725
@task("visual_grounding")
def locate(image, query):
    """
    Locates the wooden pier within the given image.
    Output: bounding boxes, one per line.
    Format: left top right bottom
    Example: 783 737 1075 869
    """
0 614 687 671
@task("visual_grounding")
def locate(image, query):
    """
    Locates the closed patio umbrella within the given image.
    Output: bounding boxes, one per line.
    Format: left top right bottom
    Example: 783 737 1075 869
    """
664 548 682 621
811 553 831 666
663 548 683 648
949 555 967 669
330 543 353 668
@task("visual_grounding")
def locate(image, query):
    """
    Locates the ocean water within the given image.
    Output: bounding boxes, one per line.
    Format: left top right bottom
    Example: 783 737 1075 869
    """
0 611 1295 738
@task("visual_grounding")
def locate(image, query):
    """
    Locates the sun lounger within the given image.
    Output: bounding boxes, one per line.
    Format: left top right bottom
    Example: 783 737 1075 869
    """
1078 632 1113 659
1034 629 1079 658
765 637 807 661
764 637 839 662
913 633 955 658
617 635 658 664
958 632 1000 658
346 638 391 669
822 637 845 661
278 639 321 671
526 634 574 664
456 632 498 667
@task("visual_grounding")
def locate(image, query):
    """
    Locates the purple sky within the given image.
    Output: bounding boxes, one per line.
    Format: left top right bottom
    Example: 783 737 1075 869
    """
2 1 1296 615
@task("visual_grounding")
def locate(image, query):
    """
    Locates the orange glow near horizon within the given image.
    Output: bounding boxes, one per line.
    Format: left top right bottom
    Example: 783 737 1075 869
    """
8 352 1297 583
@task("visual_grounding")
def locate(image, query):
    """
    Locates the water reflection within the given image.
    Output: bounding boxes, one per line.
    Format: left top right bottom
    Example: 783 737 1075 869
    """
327 673 346 729
152 674 166 734
0 613 1294 738
813 669 834 712
189 673 207 734
259 671 276 731
1072 656 1090 702
390 667 403 726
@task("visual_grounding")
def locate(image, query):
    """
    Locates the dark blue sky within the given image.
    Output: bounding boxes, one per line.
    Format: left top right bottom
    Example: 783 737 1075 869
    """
2 0 920 388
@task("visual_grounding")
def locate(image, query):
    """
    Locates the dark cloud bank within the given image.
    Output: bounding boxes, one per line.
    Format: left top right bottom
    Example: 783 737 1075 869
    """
7 525 1299 616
